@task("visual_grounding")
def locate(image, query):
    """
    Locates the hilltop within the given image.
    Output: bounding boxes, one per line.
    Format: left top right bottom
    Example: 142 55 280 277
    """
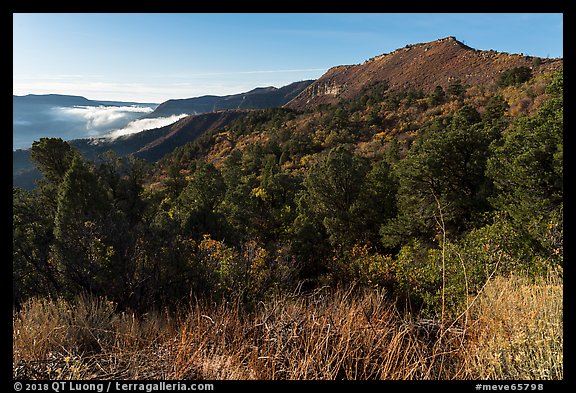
286 37 562 111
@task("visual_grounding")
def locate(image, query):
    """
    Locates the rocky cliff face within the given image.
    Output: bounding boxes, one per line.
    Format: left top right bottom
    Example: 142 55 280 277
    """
285 37 563 111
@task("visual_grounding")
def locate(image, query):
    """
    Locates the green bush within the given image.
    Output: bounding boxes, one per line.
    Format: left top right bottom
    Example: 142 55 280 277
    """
427 86 446 106
392 212 557 319
497 66 532 87
195 236 298 305
328 244 395 288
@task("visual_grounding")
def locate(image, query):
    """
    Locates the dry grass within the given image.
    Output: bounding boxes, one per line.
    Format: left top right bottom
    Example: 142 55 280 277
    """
13 271 562 380
465 269 563 379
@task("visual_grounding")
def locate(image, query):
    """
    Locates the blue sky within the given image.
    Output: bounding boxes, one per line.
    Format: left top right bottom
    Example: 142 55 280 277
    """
13 13 563 103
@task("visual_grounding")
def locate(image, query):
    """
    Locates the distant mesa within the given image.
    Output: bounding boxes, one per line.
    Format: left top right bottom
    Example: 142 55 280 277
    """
13 94 96 107
13 94 158 108
285 36 563 111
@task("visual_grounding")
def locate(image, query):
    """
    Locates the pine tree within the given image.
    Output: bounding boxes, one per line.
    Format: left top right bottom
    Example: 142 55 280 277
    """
486 71 563 258
30 138 78 183
52 155 117 296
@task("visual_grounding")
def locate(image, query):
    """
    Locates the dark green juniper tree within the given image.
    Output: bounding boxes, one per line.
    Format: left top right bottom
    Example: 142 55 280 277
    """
296 146 369 250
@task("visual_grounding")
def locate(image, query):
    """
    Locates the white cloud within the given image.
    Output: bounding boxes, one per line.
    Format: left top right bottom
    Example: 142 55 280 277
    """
105 114 188 140
54 105 154 131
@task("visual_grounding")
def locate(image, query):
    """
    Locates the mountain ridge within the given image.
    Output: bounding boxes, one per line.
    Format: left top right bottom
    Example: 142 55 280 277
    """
149 80 313 117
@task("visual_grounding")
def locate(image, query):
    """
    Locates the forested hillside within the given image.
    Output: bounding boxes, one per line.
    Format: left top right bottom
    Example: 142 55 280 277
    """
14 63 563 307
13 62 562 380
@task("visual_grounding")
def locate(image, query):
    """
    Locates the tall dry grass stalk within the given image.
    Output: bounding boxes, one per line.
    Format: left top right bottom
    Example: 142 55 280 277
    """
13 270 562 380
